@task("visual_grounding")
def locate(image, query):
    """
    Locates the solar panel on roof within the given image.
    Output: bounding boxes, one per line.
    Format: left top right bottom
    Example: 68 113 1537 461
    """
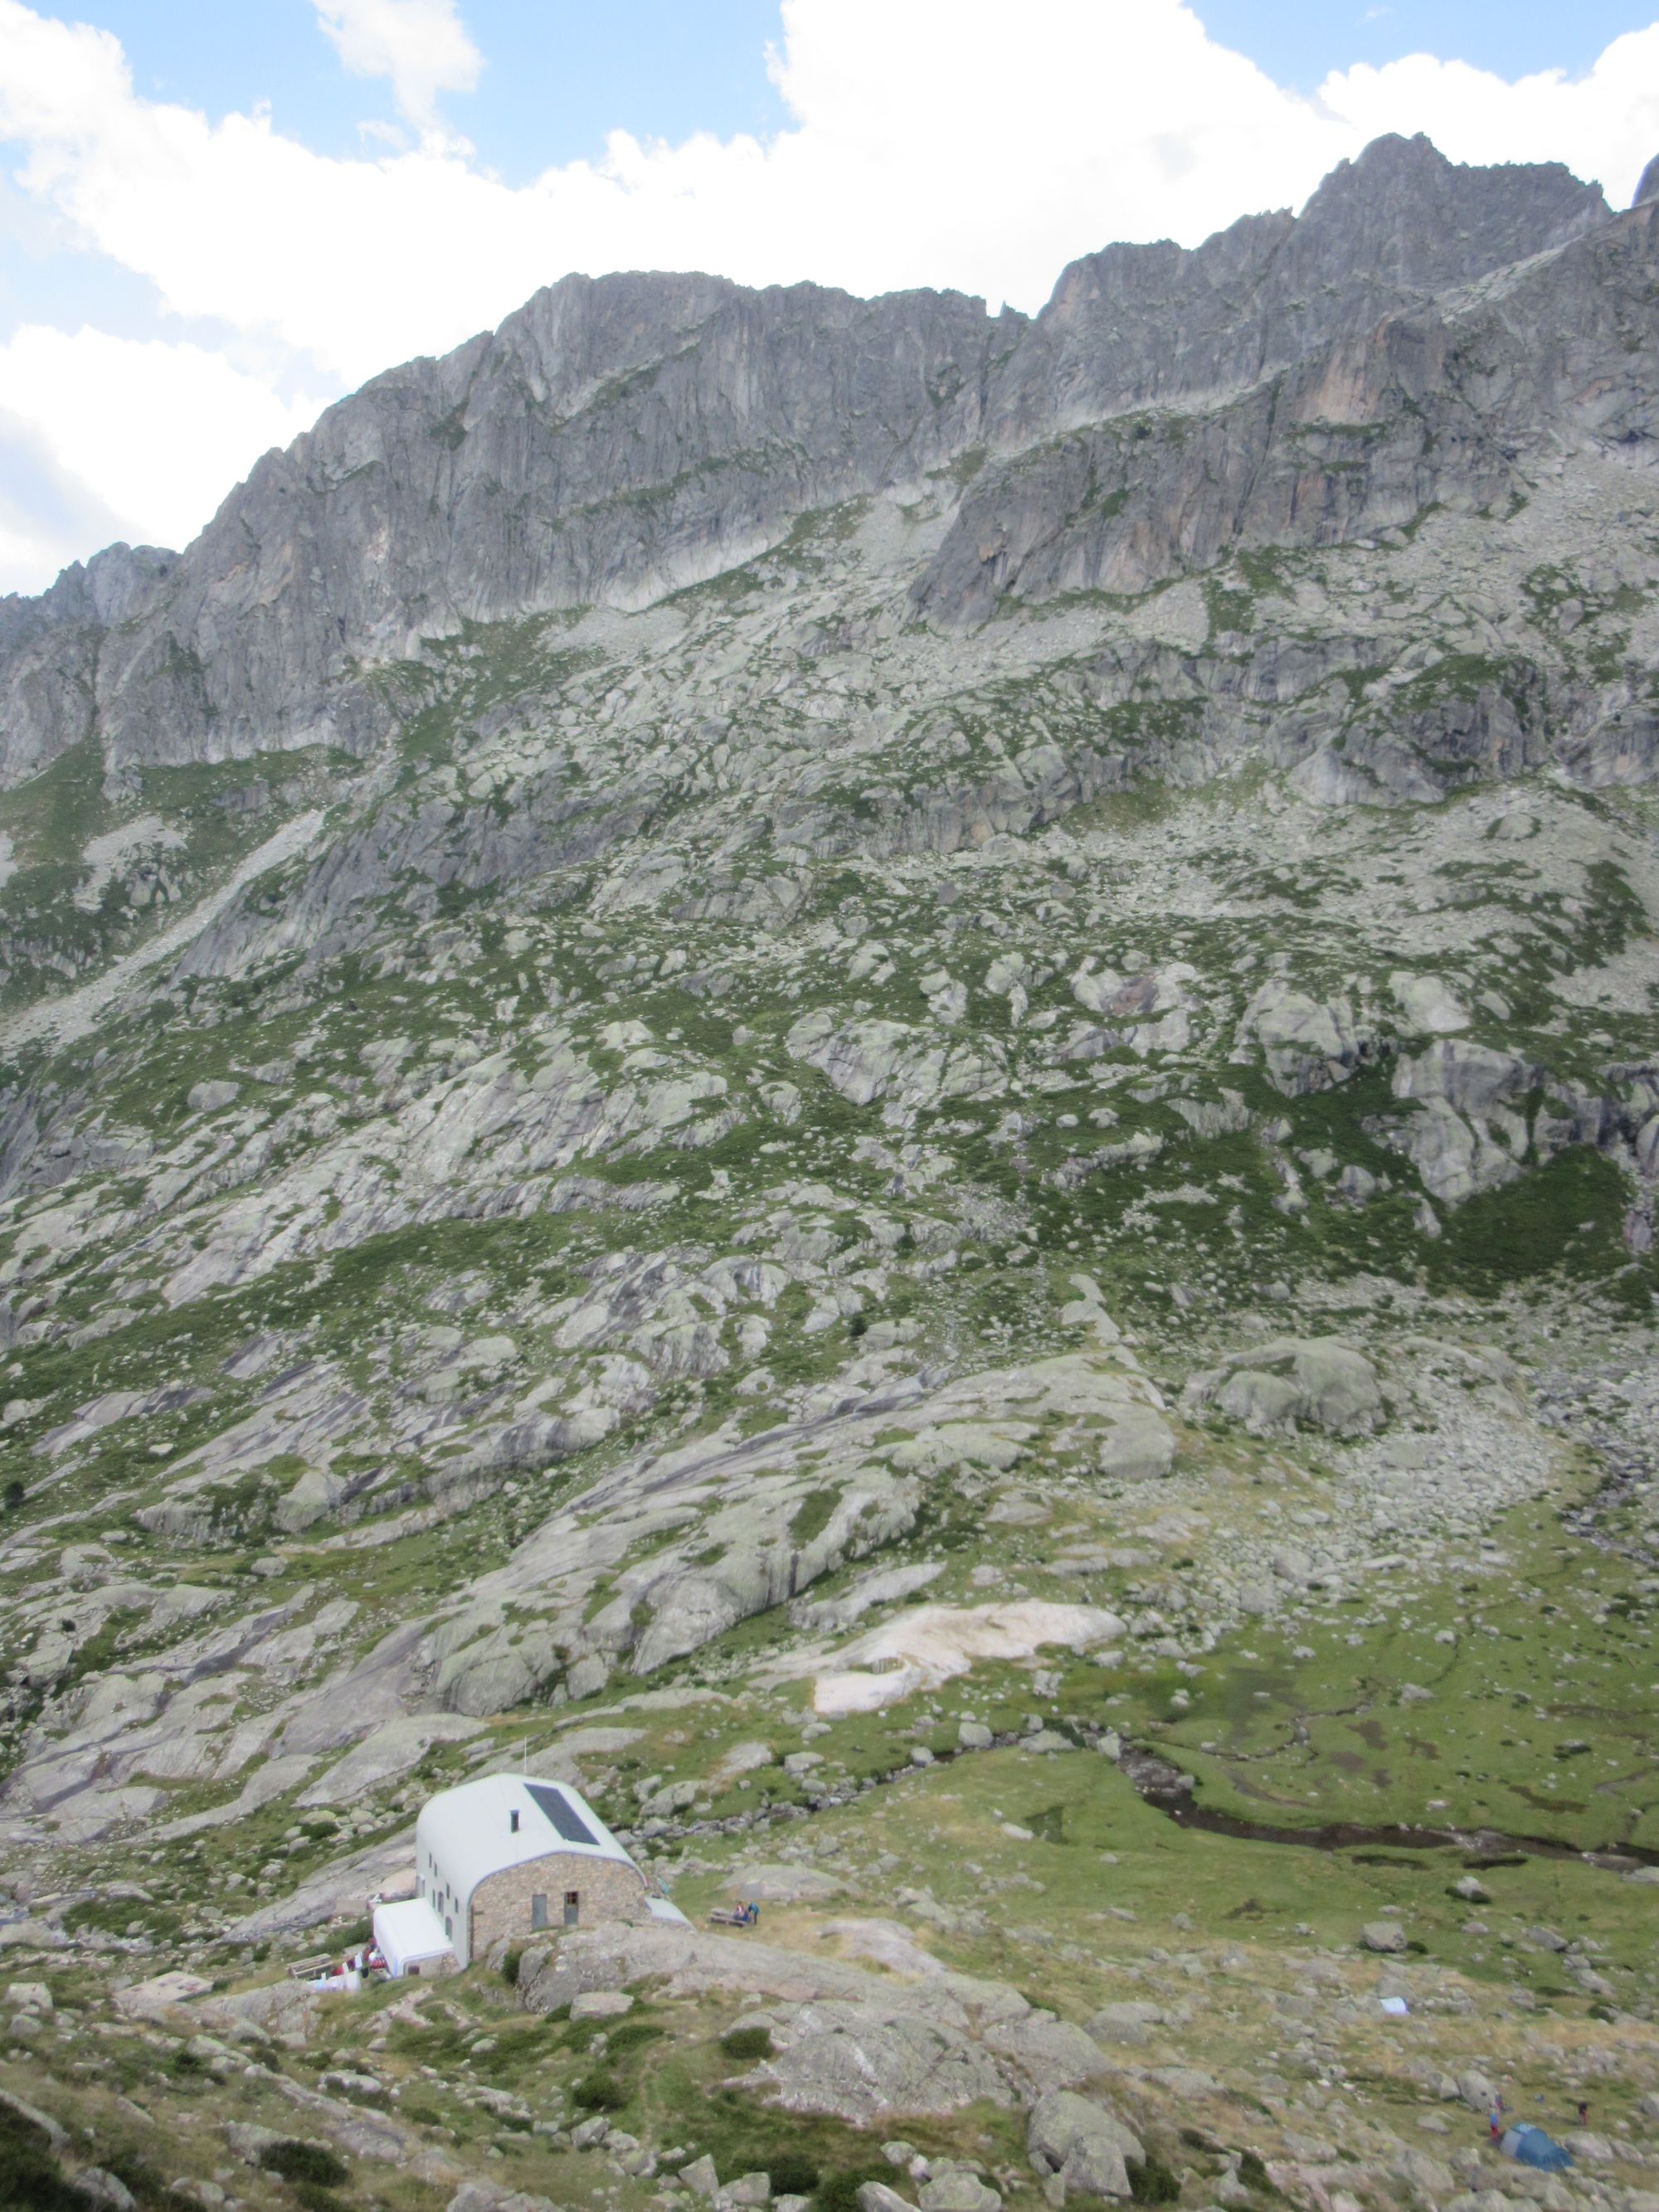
526 1782 598 1845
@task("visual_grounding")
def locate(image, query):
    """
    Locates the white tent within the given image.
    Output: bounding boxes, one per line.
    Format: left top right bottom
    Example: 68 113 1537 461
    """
373 1897 455 1978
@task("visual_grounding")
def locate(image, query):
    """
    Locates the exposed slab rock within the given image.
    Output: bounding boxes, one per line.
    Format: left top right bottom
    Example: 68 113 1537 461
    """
822 1918 946 1978
803 1599 1125 1715
1389 1039 1540 1203
1186 1338 1382 1436
270 2075 459 2178
1027 2091 1146 2201
746 1996 1014 2121
295 1714 484 1806
722 1864 846 1905
918 2176 1000 2212
197 1977 324 2049
224 1829 416 1942
1391 1095 1525 1206
1094 1404 1177 1481
1390 973 1469 1036
112 1971 213 2020
449 2186 560 2212
0 2085 69 2151
859 2187 916 2212
1086 2002 1166 2049
515 1931 1045 2125
786 1011 1007 1121
518 1922 1029 2028
1239 983 1368 1096
1394 1040 1540 1116
983 2013 1110 2092
1361 1920 1410 1954
518 1923 903 2015
791 1562 946 1633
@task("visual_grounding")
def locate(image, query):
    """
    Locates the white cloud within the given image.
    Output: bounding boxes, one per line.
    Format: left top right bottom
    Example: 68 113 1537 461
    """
0 326 323 575
1321 34 1659 186
0 402 129 594
1 0 1657 592
311 0 482 136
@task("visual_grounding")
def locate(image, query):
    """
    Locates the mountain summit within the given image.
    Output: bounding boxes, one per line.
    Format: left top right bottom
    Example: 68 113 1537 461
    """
0 133 1638 783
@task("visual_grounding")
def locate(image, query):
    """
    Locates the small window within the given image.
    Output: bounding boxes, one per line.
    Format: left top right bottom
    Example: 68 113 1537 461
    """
531 1893 547 1930
510 1810 520 1835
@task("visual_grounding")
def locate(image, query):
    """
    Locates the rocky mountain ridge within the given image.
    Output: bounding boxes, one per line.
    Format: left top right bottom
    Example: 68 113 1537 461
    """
0 133 1639 794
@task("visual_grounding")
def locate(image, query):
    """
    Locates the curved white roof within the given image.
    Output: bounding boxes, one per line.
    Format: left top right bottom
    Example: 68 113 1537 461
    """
416 1772 637 1918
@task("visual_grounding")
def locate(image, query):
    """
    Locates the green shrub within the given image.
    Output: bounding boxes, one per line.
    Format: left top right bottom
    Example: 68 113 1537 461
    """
290 2187 345 2212
769 2152 821 2195
102 2151 165 2205
0 2099 83 2211
573 2070 626 2112
501 1946 523 1986
607 2020 664 2056
789 1488 838 1544
720 2025 774 2061
258 2141 350 2189
1238 2149 1277 2195
1128 2156 1181 2205
815 2169 893 2212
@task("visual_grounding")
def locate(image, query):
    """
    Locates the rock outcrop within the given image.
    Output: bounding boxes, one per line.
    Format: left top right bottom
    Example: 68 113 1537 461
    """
1186 1340 1384 1437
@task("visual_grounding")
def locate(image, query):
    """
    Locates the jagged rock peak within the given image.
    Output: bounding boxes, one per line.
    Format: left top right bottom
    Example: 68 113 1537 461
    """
0 543 178 655
995 133 1610 434
1634 152 1659 207
0 132 1637 794
1295 130 1608 278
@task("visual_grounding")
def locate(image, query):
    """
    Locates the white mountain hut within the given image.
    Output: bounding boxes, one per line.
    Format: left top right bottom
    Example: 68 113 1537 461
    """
407 1772 684 1969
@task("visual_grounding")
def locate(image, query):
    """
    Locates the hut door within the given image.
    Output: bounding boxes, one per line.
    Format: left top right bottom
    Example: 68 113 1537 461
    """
563 1889 581 1927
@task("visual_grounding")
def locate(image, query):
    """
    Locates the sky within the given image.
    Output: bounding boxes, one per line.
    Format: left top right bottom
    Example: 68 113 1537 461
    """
1 0 1657 597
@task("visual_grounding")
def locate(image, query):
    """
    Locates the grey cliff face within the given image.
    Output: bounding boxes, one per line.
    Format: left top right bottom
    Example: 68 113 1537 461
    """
1 275 1016 789
985 132 1609 438
917 193 1659 627
0 544 180 788
0 132 1632 797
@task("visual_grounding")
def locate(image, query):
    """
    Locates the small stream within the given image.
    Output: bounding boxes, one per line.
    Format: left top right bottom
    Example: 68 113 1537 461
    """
1117 1743 1659 1869
638 1727 1659 1874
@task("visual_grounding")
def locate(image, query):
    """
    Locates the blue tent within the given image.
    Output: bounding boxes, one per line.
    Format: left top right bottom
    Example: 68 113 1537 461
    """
1500 2127 1574 2172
